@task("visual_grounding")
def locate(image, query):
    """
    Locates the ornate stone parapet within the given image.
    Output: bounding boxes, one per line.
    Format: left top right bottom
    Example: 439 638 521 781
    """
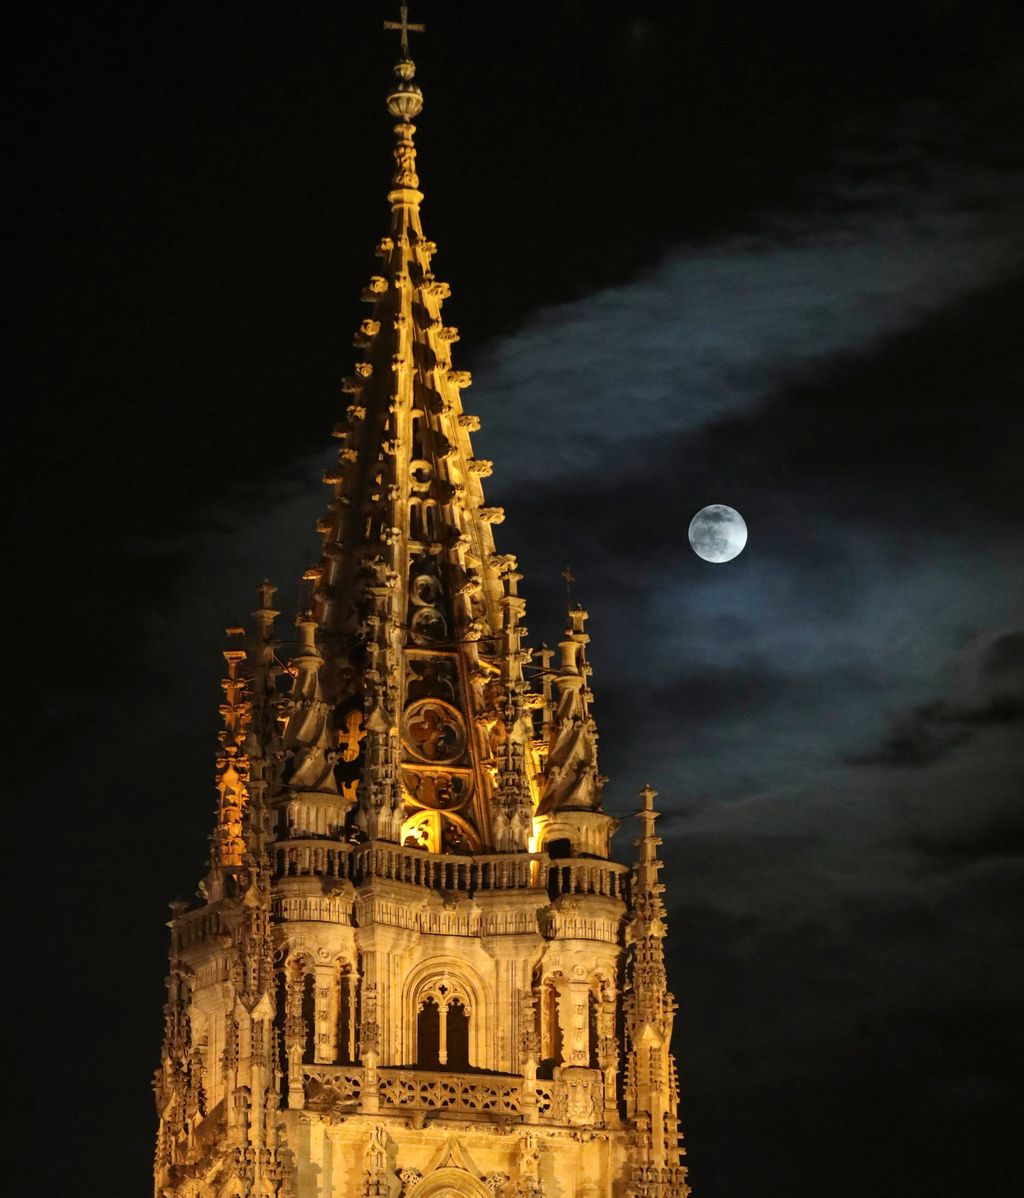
377 1068 522 1117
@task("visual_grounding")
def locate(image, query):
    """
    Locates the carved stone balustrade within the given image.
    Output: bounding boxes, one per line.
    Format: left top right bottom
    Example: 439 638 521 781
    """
300 1064 608 1129
545 859 630 900
171 906 227 953
377 1069 522 1118
350 843 544 893
302 1064 364 1110
270 840 630 907
274 840 355 881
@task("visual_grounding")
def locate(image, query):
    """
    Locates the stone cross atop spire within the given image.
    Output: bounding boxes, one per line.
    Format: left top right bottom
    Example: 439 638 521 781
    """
634 782 667 923
383 3 425 61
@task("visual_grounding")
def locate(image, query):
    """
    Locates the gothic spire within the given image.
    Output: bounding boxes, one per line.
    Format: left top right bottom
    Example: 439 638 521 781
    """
212 630 251 883
278 19 538 854
537 599 605 814
624 785 689 1195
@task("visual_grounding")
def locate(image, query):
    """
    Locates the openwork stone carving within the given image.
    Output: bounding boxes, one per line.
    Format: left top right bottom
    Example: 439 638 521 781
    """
402 700 467 764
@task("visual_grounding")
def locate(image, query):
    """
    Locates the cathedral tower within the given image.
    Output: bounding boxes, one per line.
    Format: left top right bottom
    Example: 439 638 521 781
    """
154 12 690 1198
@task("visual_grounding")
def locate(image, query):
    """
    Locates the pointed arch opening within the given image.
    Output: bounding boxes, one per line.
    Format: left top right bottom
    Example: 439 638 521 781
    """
404 960 486 1072
405 1169 492 1198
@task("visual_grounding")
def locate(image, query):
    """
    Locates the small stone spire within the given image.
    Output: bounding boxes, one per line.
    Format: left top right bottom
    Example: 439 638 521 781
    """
537 598 605 814
279 611 339 795
243 581 282 847
632 784 667 931
624 785 689 1196
289 10 537 854
248 580 281 748
492 556 534 850
214 630 252 872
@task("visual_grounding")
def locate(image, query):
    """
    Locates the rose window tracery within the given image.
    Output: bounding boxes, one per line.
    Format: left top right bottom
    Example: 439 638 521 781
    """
403 769 468 810
402 699 467 763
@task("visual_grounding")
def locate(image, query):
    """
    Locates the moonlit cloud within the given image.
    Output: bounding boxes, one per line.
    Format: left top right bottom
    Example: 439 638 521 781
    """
472 171 1024 490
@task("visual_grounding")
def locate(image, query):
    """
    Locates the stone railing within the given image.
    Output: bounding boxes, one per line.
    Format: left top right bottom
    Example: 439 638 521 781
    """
172 907 226 952
274 840 354 881
534 1080 554 1119
377 1068 523 1116
302 1063 364 1107
272 839 629 911
352 844 542 893
300 1064 605 1127
545 859 630 900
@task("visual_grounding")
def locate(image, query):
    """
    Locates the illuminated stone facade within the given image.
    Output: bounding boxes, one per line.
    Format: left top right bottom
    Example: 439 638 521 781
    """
154 25 689 1198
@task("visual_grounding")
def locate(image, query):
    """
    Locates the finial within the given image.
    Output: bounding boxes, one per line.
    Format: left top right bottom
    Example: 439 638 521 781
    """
639 783 658 812
384 5 425 121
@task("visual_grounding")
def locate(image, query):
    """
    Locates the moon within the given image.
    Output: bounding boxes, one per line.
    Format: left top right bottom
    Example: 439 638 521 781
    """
688 504 748 563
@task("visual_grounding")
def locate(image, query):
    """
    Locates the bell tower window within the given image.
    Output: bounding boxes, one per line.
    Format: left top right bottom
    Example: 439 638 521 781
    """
414 978 473 1070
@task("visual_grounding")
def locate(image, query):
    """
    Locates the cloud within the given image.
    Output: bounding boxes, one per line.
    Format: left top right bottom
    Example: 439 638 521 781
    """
846 629 1024 767
472 129 1024 496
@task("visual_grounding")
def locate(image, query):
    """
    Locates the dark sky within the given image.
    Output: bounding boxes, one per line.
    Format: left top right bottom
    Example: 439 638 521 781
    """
13 2 1024 1195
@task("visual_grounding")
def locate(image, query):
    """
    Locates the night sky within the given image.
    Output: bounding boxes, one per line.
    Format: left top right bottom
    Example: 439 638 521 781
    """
14 2 1024 1195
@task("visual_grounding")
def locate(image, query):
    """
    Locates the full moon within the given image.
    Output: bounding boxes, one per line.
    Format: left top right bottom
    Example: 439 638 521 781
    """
688 504 748 563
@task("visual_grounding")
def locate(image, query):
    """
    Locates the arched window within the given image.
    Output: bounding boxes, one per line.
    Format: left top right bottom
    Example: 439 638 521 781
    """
414 977 473 1070
409 498 424 541
411 413 426 461
423 499 439 541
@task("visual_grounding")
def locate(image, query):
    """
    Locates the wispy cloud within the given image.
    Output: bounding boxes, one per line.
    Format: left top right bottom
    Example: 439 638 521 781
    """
474 148 1024 491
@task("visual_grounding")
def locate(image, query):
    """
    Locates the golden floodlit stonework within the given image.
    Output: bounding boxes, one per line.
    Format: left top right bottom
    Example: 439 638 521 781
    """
154 12 689 1198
